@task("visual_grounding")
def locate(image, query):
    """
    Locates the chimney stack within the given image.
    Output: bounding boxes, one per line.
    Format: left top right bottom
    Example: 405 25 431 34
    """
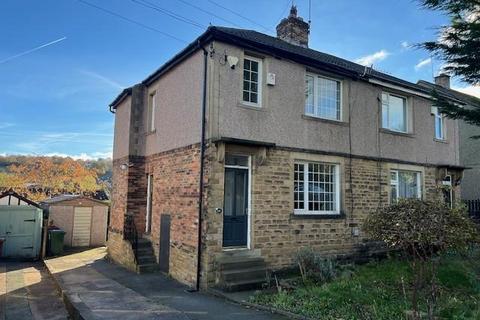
434 73 451 89
276 6 310 48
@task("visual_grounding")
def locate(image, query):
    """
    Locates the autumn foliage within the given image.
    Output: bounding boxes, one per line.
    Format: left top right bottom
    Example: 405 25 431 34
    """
0 156 109 202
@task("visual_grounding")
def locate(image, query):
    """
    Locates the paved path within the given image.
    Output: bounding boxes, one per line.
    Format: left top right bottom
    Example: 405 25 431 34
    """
45 248 287 320
0 261 69 320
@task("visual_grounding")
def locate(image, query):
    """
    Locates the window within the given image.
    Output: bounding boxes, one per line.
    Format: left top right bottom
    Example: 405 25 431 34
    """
294 162 340 214
382 92 407 132
243 57 262 106
432 106 445 140
148 92 156 132
305 74 342 120
145 174 153 233
390 170 421 203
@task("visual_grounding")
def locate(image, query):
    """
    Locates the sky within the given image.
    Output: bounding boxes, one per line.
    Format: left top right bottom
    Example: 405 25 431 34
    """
0 0 477 159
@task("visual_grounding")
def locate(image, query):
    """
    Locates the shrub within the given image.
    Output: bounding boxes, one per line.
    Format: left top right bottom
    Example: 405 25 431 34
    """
364 199 478 319
295 247 338 284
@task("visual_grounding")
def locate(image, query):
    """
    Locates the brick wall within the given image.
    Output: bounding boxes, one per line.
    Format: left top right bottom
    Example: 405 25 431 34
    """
202 144 450 286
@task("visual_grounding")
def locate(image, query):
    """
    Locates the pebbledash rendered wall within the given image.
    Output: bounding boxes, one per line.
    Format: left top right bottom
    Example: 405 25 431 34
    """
201 142 457 287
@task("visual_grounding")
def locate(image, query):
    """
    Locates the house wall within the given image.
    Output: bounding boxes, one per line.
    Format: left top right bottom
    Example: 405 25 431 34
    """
207 42 460 167
113 96 132 160
48 199 108 247
459 121 480 200
201 143 457 286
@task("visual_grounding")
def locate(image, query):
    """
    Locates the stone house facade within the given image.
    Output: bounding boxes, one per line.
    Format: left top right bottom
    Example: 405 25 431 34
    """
108 7 470 289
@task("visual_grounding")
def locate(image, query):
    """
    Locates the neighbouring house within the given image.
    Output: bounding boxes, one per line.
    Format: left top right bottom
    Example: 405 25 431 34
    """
417 78 480 201
0 190 43 259
41 195 109 248
108 6 474 290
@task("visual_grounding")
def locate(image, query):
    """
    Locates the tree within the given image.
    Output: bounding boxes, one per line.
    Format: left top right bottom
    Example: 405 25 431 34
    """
419 0 480 126
0 157 102 201
364 199 478 319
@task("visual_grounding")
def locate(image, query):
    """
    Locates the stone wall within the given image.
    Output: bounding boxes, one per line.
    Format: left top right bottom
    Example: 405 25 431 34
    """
107 231 137 272
202 144 451 286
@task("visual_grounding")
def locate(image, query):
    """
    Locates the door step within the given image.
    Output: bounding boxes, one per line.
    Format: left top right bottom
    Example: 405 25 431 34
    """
134 238 159 274
216 255 269 292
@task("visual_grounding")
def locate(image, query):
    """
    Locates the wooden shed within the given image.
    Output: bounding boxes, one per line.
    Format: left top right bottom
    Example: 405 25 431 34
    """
41 195 109 248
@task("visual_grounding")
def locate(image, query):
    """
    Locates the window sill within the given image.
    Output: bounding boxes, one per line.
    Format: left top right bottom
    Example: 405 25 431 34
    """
237 102 265 111
434 138 448 144
302 115 348 126
145 129 156 136
379 128 414 138
290 212 346 220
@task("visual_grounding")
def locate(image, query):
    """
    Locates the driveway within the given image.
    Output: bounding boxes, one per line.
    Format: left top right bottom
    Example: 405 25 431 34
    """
44 248 287 320
0 261 69 320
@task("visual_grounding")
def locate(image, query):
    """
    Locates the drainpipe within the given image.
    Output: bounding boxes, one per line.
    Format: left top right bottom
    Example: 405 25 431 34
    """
195 42 208 291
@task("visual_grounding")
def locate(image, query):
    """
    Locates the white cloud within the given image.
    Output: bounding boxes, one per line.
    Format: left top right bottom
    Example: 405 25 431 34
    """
414 57 432 71
355 50 390 66
0 151 112 160
401 41 410 50
0 122 14 129
452 85 480 99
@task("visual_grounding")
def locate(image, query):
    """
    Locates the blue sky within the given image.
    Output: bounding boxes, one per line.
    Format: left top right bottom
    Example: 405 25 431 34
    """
0 0 474 159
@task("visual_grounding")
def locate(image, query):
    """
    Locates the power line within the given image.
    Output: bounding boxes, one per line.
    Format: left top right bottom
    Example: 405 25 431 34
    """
176 0 242 28
77 0 187 43
131 0 206 29
207 0 274 33
0 37 67 65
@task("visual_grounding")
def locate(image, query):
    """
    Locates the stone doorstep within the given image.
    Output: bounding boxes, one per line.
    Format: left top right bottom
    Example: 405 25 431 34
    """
206 288 313 320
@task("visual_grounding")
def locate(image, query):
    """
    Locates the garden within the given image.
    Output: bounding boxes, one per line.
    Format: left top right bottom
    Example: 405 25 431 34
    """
251 200 480 320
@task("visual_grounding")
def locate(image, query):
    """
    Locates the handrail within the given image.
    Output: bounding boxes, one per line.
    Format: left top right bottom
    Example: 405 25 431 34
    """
124 213 138 263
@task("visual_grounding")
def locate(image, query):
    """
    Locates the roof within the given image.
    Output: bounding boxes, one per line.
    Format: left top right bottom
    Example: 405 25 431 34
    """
0 190 41 208
109 26 476 108
40 195 109 206
417 80 480 107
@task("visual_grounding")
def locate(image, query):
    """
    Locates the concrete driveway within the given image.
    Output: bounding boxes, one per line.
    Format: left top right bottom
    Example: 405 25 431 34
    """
0 261 69 320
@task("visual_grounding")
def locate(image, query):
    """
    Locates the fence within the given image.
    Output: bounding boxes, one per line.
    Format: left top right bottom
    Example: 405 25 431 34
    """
465 199 480 220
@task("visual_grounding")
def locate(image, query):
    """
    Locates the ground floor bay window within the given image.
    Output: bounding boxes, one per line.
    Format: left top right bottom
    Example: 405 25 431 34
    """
390 170 422 203
294 161 340 215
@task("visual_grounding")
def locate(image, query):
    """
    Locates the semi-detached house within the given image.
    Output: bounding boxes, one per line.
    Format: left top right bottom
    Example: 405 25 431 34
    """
108 7 469 290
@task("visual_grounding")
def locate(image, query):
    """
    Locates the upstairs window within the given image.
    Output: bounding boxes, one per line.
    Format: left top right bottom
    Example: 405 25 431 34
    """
243 57 262 106
294 161 340 215
382 92 407 133
432 106 446 140
305 74 342 121
390 170 421 203
148 91 156 132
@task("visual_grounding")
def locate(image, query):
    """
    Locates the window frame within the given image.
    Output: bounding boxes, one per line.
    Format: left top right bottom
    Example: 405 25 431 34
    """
390 169 422 202
381 92 408 133
294 161 341 216
148 91 156 132
242 56 263 107
432 106 446 140
305 73 343 121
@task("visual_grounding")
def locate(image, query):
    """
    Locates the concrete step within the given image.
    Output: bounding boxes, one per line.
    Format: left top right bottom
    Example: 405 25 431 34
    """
221 266 268 283
137 256 157 264
217 257 266 271
137 263 160 274
222 277 268 292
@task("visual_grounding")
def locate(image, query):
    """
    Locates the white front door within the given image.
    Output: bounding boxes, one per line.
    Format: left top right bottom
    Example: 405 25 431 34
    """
72 207 92 247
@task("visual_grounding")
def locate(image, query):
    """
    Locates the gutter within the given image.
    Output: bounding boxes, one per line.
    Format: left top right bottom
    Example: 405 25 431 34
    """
195 42 208 291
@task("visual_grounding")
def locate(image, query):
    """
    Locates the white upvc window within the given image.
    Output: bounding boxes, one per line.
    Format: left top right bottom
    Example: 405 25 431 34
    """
432 106 446 140
294 161 341 215
242 57 262 107
382 92 407 133
148 91 156 132
390 170 422 203
305 74 342 120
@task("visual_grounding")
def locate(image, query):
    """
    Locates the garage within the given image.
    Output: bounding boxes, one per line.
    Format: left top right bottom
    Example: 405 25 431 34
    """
41 195 108 248
0 190 43 259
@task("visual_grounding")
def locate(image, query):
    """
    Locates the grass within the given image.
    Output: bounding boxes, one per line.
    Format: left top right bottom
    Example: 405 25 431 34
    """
252 250 480 319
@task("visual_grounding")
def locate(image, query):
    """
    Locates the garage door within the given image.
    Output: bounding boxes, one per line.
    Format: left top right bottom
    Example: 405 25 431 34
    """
72 207 92 247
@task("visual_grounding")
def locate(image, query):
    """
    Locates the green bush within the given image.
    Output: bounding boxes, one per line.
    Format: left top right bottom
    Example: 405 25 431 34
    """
295 247 338 284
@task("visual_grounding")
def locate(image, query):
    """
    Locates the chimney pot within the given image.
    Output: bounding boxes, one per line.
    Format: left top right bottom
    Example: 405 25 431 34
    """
434 73 451 89
276 5 310 48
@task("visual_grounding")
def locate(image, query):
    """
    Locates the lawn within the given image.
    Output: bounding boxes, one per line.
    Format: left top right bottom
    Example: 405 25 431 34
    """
251 250 480 320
